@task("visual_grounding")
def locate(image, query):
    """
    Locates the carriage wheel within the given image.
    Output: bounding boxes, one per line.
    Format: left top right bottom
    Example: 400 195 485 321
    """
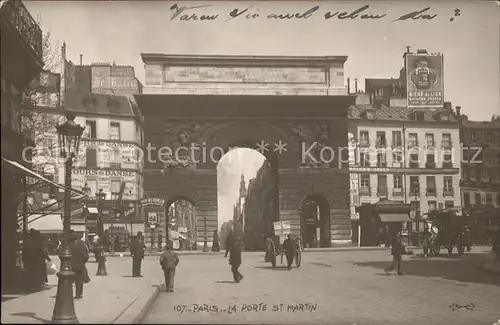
458 245 464 257
448 245 453 256
295 251 302 268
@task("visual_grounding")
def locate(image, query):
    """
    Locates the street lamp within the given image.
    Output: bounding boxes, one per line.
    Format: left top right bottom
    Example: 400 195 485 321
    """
82 183 91 238
96 189 107 276
203 211 208 252
52 112 84 324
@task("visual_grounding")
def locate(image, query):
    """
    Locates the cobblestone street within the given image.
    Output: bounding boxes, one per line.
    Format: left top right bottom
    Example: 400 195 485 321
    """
142 247 500 325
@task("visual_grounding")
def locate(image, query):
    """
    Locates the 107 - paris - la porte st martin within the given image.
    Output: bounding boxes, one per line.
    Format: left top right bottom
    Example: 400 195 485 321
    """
136 53 354 246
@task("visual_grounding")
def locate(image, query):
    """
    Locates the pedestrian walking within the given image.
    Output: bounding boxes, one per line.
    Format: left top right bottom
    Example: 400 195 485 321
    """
159 241 179 292
229 237 243 283
69 233 90 299
283 235 295 270
224 230 233 257
131 232 146 277
265 235 274 262
385 231 404 275
212 230 220 252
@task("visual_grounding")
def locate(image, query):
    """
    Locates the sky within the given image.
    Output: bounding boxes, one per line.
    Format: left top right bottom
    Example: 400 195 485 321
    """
25 1 500 226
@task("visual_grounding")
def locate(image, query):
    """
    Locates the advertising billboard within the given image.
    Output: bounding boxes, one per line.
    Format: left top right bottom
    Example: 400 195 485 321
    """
406 54 444 108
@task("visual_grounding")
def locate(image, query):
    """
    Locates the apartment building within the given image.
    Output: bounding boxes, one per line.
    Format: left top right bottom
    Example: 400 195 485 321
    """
348 94 461 231
458 114 500 209
62 92 145 236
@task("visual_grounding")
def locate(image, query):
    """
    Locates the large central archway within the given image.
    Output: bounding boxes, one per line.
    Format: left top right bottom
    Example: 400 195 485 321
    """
217 144 279 251
137 54 355 247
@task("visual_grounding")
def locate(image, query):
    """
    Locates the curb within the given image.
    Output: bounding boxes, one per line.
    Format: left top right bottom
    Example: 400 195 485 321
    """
482 261 500 275
104 246 405 257
112 285 160 324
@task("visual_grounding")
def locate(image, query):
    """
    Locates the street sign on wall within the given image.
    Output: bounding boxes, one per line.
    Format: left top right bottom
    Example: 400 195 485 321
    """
406 54 444 108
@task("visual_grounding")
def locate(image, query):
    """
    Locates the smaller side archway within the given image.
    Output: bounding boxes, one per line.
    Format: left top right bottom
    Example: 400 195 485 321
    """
165 197 197 251
299 194 331 248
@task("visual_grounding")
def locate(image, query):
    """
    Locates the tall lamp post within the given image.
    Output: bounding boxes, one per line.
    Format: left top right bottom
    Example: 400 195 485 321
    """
203 211 208 252
96 189 107 276
82 183 91 239
52 113 84 324
412 181 420 246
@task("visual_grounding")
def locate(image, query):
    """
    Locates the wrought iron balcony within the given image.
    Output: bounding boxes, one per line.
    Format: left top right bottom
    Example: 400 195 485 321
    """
1 0 43 60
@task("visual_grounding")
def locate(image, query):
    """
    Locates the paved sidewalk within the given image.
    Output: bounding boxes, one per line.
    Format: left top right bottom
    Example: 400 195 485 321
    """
1 257 163 324
483 259 500 275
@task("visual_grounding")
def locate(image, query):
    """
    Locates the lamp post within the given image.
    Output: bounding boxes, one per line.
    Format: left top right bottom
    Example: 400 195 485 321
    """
412 181 420 246
52 113 84 324
96 189 107 276
203 211 208 252
82 183 91 238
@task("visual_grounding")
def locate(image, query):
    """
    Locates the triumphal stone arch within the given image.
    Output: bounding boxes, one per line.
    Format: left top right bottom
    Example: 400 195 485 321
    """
135 54 354 245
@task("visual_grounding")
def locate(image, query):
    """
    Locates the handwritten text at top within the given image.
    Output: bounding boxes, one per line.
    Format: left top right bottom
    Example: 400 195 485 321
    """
169 4 461 23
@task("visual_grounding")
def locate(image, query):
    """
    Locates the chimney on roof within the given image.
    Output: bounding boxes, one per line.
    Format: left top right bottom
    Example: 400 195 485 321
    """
406 46 411 53
416 49 428 55
79 54 83 66
347 77 351 94
455 106 461 117
354 78 358 93
443 102 452 111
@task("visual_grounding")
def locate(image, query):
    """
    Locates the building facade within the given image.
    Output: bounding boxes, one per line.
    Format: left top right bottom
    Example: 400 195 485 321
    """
1 0 44 289
243 160 277 250
90 62 143 102
458 116 500 209
348 61 461 241
62 92 145 238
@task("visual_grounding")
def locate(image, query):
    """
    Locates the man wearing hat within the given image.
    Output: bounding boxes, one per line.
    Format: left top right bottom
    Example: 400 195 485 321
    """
159 240 179 292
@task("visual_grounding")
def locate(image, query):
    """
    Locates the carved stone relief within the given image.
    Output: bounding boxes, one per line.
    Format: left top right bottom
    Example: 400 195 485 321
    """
288 122 330 168
162 121 215 170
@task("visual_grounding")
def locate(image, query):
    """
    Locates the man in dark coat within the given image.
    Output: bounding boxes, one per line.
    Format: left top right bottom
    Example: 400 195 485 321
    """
69 233 89 299
283 235 296 270
131 232 146 277
212 230 220 252
159 240 179 292
224 230 233 257
385 231 404 275
229 237 243 283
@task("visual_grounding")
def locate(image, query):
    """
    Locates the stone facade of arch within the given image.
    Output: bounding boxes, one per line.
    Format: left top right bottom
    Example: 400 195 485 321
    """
137 54 354 245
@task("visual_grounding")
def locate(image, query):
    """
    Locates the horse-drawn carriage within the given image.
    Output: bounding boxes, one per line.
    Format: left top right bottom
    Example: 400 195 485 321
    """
423 210 471 257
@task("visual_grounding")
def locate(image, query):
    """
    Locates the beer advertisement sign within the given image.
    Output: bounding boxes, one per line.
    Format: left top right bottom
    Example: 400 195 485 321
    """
406 54 444 108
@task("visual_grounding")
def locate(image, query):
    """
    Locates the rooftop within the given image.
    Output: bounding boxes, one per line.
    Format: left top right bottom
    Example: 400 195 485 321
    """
348 104 458 123
140 53 348 66
462 120 500 130
65 92 138 119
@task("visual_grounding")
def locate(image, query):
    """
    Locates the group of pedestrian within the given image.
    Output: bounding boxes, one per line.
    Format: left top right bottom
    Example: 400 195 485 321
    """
22 229 51 291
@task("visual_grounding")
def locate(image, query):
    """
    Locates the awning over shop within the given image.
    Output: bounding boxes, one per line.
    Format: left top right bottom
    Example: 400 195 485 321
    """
379 213 411 223
2 157 87 198
87 207 99 214
25 214 63 233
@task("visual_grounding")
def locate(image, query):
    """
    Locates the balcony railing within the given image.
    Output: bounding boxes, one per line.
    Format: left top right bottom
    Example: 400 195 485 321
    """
426 189 437 197
392 188 403 197
443 189 454 197
425 162 436 169
1 0 43 59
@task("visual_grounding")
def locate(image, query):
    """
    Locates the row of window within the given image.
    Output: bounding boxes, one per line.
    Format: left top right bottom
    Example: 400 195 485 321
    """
468 130 498 144
462 167 500 182
84 147 140 168
358 131 453 148
359 175 454 196
84 119 143 145
463 192 500 206
356 151 453 168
